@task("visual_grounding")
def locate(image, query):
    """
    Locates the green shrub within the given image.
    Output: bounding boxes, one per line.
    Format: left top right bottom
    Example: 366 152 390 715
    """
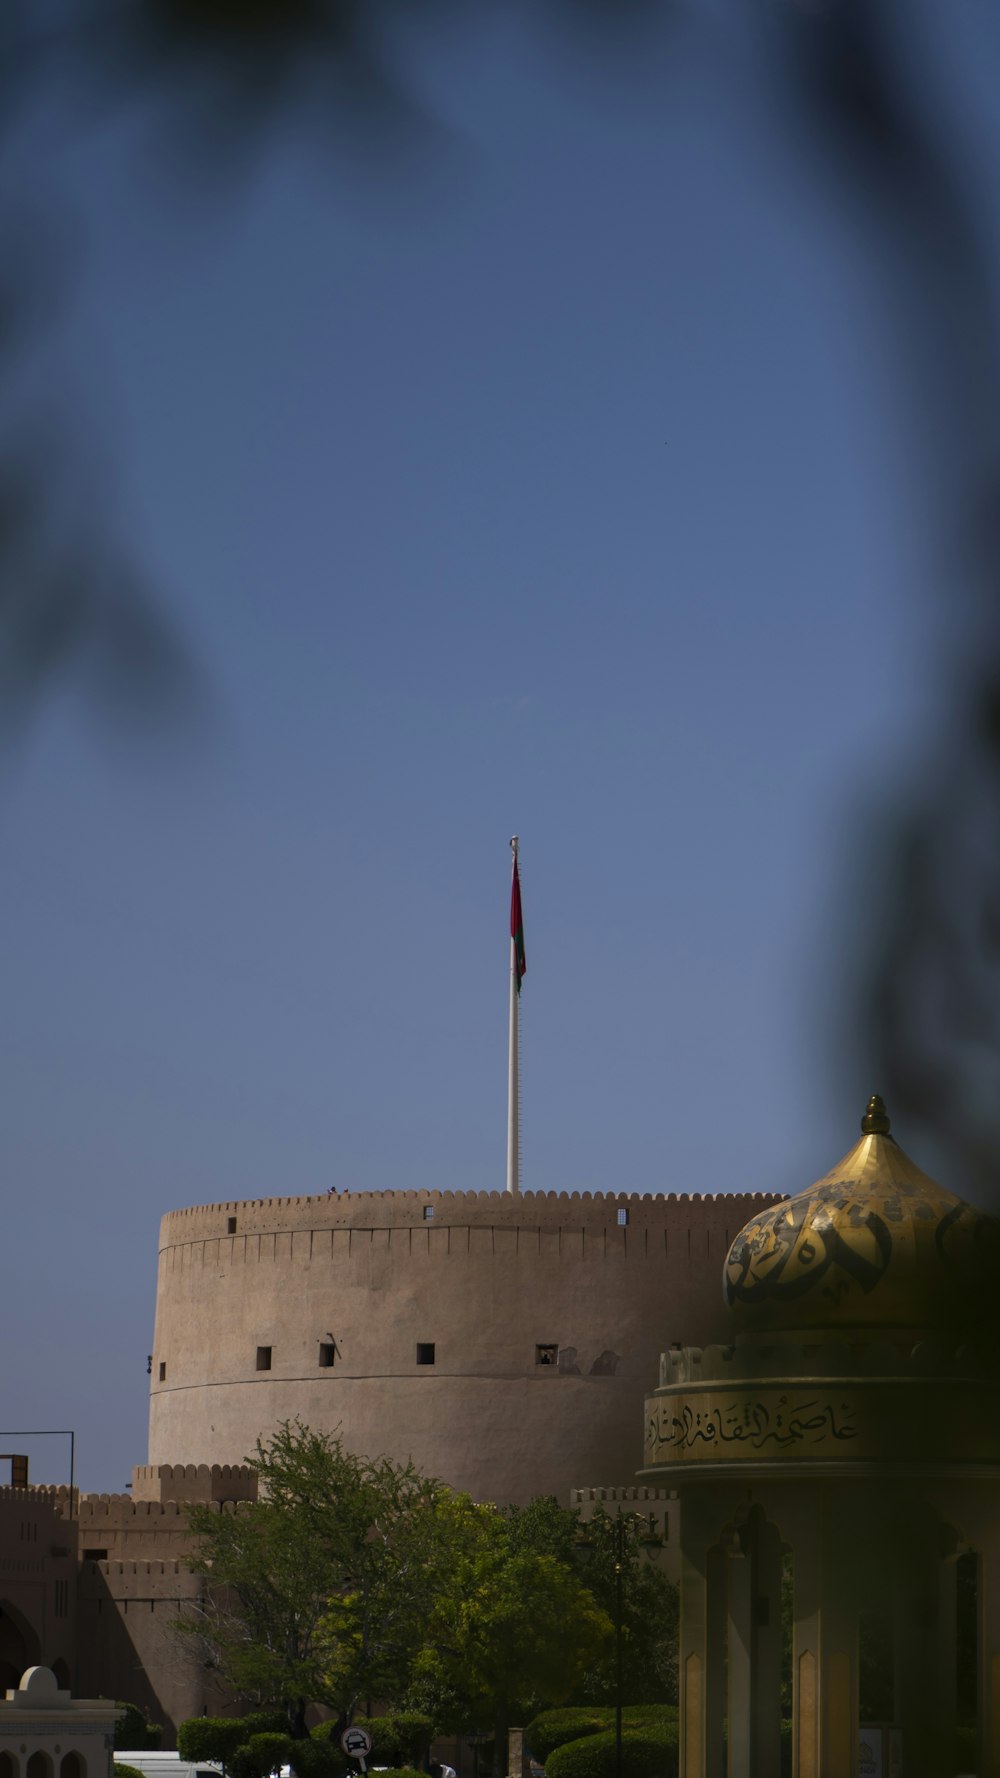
179 1716 290 1770
546 1724 678 1778
231 1733 294 1778
114 1764 147 1778
289 1737 345 1778
525 1708 677 1765
115 1703 162 1750
524 1711 609 1762
180 1719 249 1768
352 1715 433 1769
366 1767 425 1778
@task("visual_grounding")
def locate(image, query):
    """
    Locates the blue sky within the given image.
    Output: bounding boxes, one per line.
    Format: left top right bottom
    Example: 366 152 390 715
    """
0 2 992 1488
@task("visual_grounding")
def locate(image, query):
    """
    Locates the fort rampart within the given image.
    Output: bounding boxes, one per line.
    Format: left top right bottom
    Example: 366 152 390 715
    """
149 1188 783 1504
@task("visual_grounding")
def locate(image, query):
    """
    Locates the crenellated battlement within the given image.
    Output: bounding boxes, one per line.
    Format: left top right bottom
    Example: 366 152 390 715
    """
131 1463 257 1504
164 1187 782 1216
159 1188 785 1253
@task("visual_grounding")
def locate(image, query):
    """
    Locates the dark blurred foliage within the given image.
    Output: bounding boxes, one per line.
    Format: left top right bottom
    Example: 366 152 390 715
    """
2 0 1000 1188
763 0 1000 1201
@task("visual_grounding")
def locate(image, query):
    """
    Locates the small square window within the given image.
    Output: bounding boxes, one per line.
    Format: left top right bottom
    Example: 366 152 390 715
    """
617 1207 629 1226
536 1344 558 1366
83 1548 108 1562
423 1205 435 1221
158 1361 166 1382
319 1343 335 1368
256 1346 272 1371
228 1216 237 1234
416 1342 435 1366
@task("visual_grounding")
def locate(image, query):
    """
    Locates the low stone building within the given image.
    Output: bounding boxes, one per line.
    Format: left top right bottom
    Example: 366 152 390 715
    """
0 1664 118 1778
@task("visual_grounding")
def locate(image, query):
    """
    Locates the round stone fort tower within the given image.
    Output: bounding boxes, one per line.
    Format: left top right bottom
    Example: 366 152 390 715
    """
148 1185 782 1505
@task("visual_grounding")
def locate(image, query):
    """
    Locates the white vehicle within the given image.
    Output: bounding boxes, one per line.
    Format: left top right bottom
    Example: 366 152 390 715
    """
116 1754 224 1778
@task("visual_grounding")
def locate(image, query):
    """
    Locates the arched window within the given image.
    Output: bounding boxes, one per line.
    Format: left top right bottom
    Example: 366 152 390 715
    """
0 1750 20 1778
0 1599 41 1685
27 1751 53 1778
61 1752 85 1778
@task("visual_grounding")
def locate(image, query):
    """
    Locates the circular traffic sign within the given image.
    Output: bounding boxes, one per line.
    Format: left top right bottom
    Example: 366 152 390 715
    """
340 1728 373 1761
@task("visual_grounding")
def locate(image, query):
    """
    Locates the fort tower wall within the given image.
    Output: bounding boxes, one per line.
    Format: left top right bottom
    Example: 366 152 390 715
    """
149 1188 782 1504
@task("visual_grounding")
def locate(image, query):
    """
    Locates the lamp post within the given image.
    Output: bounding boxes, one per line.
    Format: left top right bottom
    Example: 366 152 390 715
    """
575 1506 663 1778
613 1516 624 1778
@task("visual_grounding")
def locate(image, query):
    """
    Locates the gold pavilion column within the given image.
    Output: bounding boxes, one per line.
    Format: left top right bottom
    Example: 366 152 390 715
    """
779 1490 858 1778
817 1495 859 1778
678 1492 728 1778
780 1492 820 1778
726 1509 783 1778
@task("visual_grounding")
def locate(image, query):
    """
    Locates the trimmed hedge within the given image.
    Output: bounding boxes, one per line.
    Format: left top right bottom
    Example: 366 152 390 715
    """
115 1704 162 1751
231 1734 294 1778
546 1725 678 1778
525 1708 677 1765
288 1737 345 1778
523 1713 608 1763
352 1715 433 1769
179 1715 289 1769
114 1765 146 1778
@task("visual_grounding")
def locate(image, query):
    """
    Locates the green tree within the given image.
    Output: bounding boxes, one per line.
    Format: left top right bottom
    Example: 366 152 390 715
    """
181 1421 462 1736
571 1511 679 1707
412 1506 613 1778
485 1498 679 1709
315 1487 483 1721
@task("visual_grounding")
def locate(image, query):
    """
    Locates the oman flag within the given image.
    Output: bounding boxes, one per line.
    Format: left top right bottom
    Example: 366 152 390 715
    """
510 856 526 993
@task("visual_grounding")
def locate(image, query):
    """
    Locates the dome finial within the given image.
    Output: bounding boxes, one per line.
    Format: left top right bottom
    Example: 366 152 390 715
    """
861 1093 891 1136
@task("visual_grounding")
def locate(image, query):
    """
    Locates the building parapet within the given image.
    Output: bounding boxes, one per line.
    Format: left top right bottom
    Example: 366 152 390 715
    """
131 1463 257 1504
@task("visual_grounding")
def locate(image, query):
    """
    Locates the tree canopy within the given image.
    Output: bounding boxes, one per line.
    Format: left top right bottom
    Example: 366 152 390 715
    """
181 1423 676 1761
182 1421 461 1734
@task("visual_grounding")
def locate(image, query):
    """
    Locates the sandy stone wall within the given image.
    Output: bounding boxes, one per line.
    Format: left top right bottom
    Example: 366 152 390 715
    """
149 1188 782 1504
0 1488 76 1690
76 1556 231 1742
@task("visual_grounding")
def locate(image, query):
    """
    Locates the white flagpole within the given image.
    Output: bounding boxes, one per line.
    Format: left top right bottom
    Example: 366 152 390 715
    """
506 835 520 1197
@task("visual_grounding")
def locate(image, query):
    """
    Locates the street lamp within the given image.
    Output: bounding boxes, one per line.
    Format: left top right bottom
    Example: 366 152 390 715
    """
613 1515 625 1778
575 1510 663 1778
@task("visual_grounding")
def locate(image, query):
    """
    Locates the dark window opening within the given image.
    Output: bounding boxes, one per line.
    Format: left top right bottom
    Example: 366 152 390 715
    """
617 1207 629 1226
158 1361 166 1382
256 1346 272 1371
416 1343 435 1366
423 1205 435 1221
536 1344 558 1366
227 1216 237 1235
319 1343 335 1368
83 1548 108 1561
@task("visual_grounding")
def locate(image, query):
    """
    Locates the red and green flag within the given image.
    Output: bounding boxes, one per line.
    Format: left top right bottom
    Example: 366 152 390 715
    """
510 856 526 993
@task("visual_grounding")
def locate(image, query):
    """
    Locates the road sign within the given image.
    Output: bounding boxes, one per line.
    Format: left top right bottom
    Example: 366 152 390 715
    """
340 1728 373 1765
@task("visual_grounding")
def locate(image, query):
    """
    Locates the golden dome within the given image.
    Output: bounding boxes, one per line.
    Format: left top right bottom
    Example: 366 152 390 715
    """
723 1096 999 1335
